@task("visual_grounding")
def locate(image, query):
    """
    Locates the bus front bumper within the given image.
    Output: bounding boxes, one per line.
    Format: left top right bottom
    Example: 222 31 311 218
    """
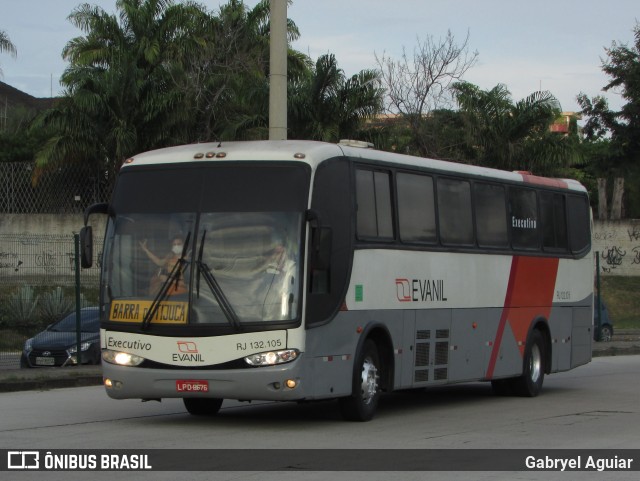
101 360 308 402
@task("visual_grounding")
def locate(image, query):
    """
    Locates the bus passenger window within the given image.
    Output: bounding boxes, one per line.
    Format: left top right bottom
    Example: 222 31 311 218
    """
397 172 437 244
474 183 508 248
567 194 591 254
509 187 539 250
541 192 568 251
437 178 473 246
356 169 394 240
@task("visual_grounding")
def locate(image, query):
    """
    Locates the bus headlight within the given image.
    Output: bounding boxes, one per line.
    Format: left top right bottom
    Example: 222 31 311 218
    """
244 349 299 366
102 349 145 366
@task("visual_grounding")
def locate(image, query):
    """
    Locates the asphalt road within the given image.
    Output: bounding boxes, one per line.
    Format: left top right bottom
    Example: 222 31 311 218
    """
1 354 639 480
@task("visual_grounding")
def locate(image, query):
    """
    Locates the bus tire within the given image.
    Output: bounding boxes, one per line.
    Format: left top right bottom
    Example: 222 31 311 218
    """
512 329 545 397
339 339 381 422
183 397 223 416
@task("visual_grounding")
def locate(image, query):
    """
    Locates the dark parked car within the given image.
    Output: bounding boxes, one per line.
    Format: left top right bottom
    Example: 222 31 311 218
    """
21 307 101 368
594 301 614 342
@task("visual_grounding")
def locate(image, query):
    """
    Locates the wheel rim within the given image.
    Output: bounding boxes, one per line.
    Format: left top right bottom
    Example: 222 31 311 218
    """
359 356 379 405
529 344 542 383
601 327 612 342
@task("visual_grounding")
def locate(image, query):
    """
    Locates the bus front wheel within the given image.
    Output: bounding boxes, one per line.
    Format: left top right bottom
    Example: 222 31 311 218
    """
183 397 223 416
339 339 381 422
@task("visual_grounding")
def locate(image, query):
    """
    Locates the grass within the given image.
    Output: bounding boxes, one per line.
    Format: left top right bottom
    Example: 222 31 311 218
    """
599 276 640 329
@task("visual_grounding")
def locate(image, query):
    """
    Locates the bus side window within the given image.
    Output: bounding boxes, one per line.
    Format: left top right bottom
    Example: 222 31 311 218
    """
356 168 394 240
437 177 474 246
541 192 568 252
567 194 591 254
509 187 539 250
397 172 437 244
474 183 508 248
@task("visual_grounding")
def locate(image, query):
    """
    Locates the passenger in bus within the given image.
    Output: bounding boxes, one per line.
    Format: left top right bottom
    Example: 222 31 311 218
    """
139 236 188 295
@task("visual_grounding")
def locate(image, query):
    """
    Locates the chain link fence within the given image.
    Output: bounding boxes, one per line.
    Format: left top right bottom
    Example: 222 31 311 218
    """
0 161 113 214
0 234 103 368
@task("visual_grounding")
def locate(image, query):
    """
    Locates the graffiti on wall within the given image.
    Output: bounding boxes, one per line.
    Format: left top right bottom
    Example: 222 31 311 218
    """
593 221 640 276
0 235 103 285
0 252 22 272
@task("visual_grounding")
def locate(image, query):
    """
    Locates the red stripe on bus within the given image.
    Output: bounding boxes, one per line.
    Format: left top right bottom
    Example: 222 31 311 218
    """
486 256 559 379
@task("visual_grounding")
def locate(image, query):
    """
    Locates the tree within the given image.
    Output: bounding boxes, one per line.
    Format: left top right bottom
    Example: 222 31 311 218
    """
375 30 478 157
0 29 17 77
32 0 385 177
287 54 384 142
32 0 212 178
453 82 580 176
577 22 640 218
205 0 310 141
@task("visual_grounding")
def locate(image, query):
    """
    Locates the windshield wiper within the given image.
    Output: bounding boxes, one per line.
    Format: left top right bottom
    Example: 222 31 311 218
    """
196 230 242 332
141 232 191 331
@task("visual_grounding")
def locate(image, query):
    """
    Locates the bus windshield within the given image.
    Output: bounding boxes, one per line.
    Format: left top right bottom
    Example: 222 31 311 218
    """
102 163 309 328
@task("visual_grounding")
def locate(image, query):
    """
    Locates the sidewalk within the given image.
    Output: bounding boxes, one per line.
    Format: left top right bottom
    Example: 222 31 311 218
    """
1 331 639 393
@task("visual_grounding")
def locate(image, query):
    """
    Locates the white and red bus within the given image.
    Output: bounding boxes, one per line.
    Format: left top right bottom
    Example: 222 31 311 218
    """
82 140 593 421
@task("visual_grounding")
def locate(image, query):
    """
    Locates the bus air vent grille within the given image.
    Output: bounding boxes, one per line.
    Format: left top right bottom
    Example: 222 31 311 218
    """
435 341 449 365
416 330 431 339
436 329 450 339
434 367 448 381
415 343 430 366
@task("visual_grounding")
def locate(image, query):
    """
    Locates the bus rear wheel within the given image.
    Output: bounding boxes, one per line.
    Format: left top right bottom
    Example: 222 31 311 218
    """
183 397 223 416
511 329 545 397
339 339 381 422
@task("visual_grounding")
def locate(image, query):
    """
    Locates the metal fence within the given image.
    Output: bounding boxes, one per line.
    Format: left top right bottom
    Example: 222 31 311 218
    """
0 234 103 368
0 161 113 214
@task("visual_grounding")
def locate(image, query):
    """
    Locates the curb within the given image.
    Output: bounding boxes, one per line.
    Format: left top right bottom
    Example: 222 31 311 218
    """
0 375 103 393
592 345 640 358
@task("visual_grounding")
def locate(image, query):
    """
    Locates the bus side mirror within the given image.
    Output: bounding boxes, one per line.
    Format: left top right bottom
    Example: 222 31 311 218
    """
81 202 109 268
80 226 93 268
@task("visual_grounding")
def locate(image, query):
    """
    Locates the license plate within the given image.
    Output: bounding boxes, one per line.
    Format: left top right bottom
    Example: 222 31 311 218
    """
176 380 209 393
35 357 55 366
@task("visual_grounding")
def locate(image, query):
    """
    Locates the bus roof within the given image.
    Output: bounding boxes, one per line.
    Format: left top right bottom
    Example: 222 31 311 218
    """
121 140 586 192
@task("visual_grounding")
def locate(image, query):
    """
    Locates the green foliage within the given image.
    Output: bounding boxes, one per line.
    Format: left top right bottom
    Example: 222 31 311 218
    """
6 285 39 325
600 276 640 329
1 285 96 331
0 106 49 163
452 82 580 175
578 22 640 218
30 0 385 172
39 287 74 325
287 54 384 142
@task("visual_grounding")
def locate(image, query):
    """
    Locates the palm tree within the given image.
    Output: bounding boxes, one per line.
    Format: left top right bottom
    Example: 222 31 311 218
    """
288 54 383 141
33 0 211 177
453 81 580 175
0 29 17 76
213 0 311 141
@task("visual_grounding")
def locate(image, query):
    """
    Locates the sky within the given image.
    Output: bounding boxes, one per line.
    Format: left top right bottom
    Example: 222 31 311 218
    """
1 0 638 114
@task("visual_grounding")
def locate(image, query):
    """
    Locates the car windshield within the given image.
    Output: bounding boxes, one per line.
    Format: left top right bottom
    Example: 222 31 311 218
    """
50 310 100 332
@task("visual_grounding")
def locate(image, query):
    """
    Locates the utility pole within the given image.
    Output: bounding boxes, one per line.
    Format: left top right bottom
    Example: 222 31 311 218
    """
268 0 287 140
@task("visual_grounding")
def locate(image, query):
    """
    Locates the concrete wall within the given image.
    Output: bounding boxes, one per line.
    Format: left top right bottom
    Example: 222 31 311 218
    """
0 214 107 237
0 214 107 286
592 219 640 276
